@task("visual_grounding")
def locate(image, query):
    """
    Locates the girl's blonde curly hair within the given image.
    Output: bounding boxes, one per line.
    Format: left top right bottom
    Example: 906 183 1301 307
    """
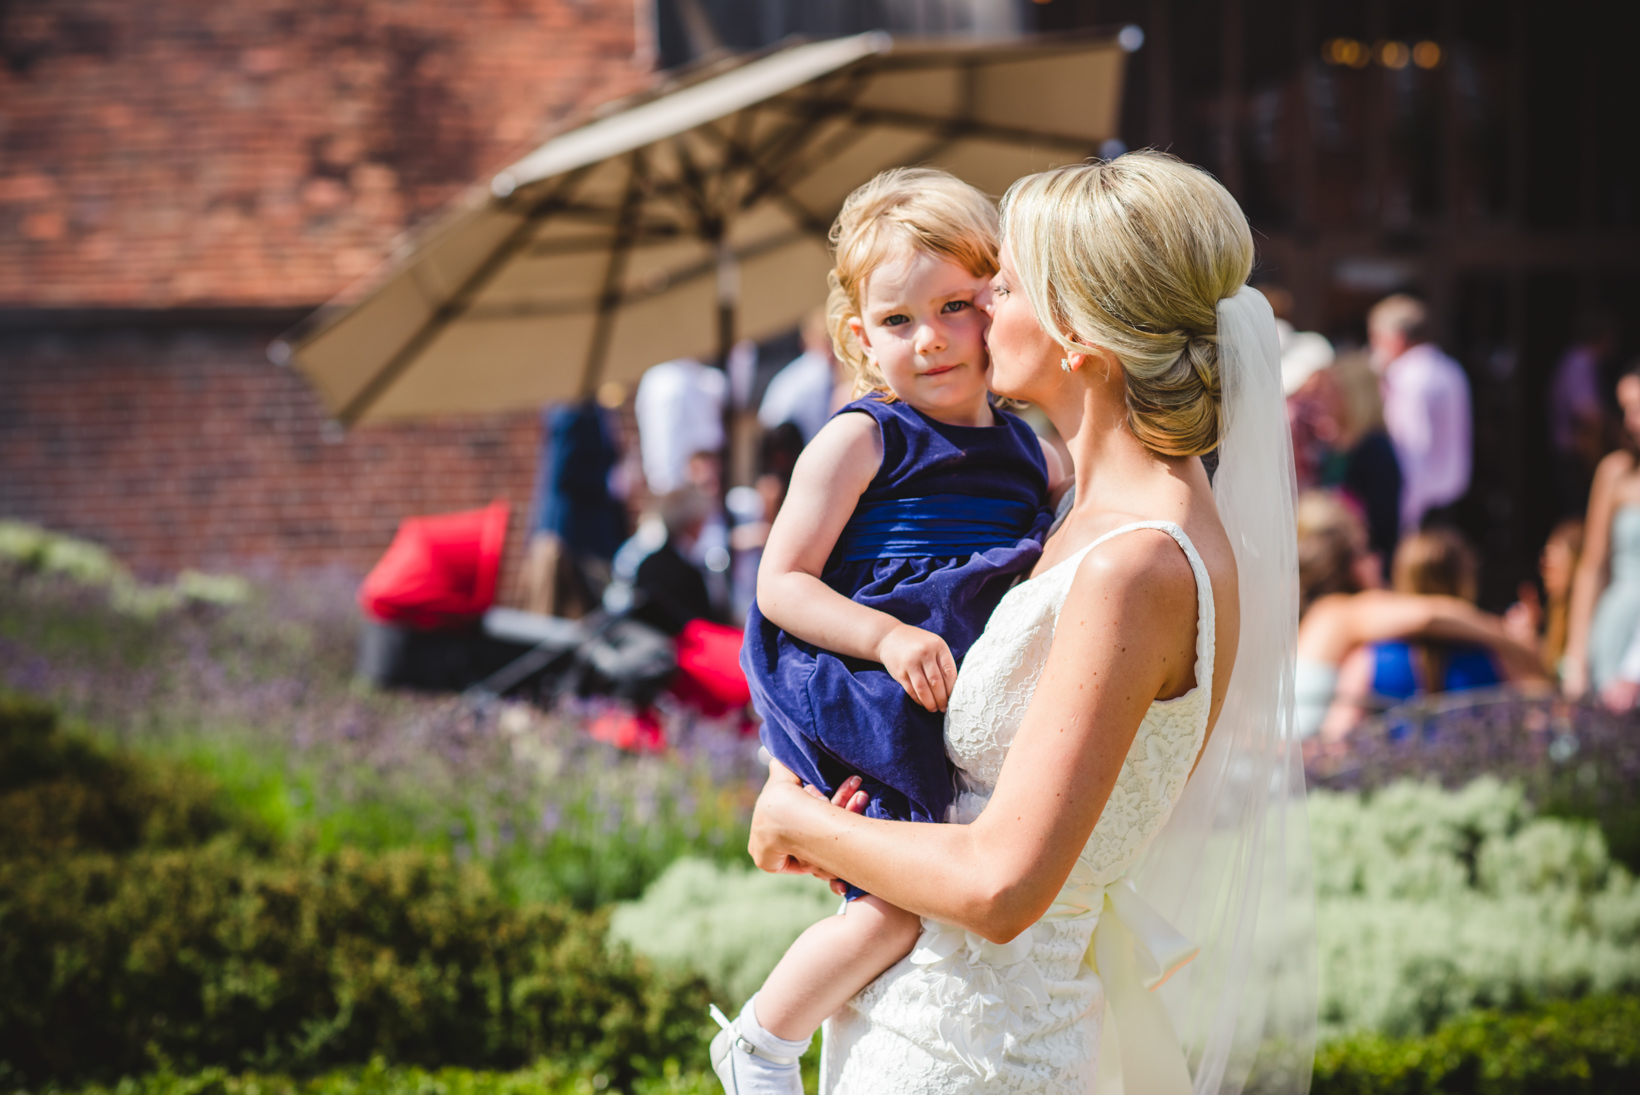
825 167 1000 400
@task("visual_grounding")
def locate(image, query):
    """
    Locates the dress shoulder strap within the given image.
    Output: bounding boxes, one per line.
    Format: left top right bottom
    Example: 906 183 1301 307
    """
1050 521 1216 695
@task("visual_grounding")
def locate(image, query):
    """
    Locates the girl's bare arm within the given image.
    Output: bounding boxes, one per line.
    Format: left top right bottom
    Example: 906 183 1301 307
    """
757 411 958 711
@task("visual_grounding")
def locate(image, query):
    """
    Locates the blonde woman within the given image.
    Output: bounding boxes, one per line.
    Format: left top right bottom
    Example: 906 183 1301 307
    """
749 154 1312 1095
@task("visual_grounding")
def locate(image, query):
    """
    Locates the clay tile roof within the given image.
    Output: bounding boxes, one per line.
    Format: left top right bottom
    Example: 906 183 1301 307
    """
0 0 650 309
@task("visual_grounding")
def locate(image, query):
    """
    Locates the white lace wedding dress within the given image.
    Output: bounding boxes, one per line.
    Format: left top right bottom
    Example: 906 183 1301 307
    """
821 521 1216 1094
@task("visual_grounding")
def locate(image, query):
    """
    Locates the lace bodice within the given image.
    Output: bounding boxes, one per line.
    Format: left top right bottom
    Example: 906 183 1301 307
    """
945 520 1215 881
822 521 1217 1094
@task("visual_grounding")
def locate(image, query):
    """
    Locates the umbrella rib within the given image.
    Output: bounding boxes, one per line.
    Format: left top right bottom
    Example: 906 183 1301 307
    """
333 169 588 426
727 70 877 212
667 131 724 241
579 150 650 396
694 125 830 242
461 225 819 321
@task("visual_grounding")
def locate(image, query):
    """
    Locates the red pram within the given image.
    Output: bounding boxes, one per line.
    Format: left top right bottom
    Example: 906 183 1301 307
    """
359 501 510 628
356 502 752 746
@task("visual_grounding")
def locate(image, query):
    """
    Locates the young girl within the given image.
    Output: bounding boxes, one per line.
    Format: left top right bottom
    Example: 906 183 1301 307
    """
711 169 1060 1093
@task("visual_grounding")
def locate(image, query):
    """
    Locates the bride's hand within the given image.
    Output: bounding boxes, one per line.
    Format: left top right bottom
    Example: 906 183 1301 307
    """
750 761 869 881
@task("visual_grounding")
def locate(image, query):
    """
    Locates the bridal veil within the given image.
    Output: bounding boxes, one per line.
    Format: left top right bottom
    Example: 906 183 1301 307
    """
1131 284 1316 1095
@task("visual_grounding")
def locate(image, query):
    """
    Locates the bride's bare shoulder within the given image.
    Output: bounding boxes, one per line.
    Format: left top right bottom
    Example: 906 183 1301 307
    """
1065 526 1199 619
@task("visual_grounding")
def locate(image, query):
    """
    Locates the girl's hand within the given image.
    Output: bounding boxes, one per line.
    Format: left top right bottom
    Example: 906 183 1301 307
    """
878 624 959 712
750 763 869 881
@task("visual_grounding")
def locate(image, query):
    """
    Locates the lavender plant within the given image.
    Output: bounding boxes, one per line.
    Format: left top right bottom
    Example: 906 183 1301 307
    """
1309 687 1640 870
0 529 765 909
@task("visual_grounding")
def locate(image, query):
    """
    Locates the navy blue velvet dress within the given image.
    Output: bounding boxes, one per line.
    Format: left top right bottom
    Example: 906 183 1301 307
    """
741 396 1051 830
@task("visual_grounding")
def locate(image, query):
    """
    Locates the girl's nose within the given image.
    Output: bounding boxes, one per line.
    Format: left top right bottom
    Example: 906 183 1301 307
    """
914 321 945 355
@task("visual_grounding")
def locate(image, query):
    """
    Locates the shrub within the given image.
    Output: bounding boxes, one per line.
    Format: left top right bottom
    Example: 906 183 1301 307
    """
609 858 839 1007
0 697 716 1089
0 695 261 861
1310 779 1640 1039
0 843 714 1088
1311 994 1640 1094
0 1056 722 1095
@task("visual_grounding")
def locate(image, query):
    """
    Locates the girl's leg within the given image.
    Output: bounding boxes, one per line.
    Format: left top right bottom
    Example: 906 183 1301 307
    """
756 895 923 1039
710 896 922 1094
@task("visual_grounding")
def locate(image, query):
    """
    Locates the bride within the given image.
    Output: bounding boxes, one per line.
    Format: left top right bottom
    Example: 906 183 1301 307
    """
748 152 1314 1094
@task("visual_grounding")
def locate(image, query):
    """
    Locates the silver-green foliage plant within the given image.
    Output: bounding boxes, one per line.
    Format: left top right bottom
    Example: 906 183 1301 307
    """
610 857 841 1007
1311 776 1640 1039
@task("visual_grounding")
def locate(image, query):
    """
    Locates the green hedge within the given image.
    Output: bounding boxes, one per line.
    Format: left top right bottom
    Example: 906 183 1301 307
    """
2 1056 722 1095
0 695 262 862
1312 994 1640 1094
0 697 714 1089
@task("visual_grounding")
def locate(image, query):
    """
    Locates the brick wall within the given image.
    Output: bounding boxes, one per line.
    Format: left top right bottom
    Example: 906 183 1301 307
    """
0 0 651 583
0 0 648 308
0 323 544 591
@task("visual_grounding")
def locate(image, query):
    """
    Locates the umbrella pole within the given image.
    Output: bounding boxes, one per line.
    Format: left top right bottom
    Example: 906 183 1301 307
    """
714 240 744 617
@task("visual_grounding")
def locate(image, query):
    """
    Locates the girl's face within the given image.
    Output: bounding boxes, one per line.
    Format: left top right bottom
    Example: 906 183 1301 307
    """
983 243 1063 403
849 248 993 427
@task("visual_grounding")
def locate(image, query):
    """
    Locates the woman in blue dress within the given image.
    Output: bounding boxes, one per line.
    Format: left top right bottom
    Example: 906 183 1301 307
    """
710 167 1061 1094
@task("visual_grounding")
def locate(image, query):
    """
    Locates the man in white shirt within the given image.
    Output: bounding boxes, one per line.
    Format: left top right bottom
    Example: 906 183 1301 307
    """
757 310 842 444
1369 294 1472 537
633 357 725 495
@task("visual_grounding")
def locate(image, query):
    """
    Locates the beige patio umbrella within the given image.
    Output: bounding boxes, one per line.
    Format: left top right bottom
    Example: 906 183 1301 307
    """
277 31 1129 426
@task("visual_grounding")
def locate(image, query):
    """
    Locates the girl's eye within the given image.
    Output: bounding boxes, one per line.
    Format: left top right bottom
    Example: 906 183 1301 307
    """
882 314 909 327
942 300 971 314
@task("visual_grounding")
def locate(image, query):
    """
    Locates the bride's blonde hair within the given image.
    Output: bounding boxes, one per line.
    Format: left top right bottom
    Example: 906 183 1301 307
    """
827 167 999 400
1000 152 1254 456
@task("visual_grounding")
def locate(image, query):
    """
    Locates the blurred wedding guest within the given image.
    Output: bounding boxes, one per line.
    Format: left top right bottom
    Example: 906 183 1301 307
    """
1548 309 1621 519
1563 364 1640 699
1333 529 1530 728
1508 519 1584 680
524 397 627 618
1370 294 1472 535
1294 492 1539 750
634 357 725 494
1330 348 1404 576
758 310 840 445
1280 320 1340 490
606 486 719 637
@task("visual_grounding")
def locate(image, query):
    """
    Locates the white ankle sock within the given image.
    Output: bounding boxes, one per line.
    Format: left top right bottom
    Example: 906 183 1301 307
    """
712 993 808 1095
742 994 812 1058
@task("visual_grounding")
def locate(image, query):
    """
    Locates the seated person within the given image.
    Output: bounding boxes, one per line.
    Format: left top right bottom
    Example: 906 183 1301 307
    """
1295 492 1541 755
1339 528 1502 721
605 487 718 636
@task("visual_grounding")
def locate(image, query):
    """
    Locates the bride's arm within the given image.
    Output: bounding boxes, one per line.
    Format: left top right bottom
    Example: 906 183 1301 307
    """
749 531 1197 944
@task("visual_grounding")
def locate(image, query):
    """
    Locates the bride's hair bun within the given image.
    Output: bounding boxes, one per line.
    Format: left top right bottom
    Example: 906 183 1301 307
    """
1126 330 1222 457
1000 152 1254 457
